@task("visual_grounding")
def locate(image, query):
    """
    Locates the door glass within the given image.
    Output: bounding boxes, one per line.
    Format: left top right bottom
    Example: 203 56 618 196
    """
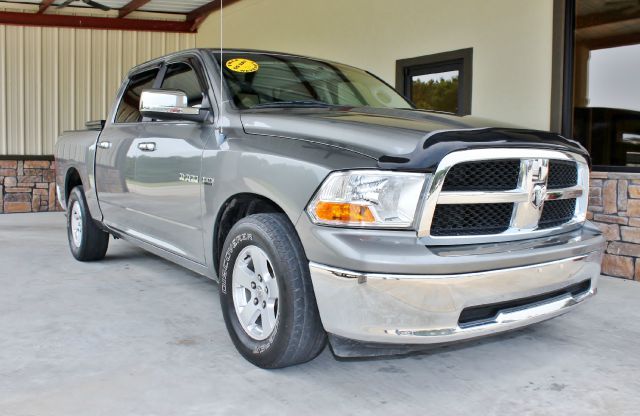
161 62 204 108
410 70 459 113
115 69 158 123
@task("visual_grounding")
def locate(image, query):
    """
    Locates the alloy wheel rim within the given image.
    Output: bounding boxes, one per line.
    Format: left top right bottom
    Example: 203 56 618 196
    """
232 245 280 341
70 201 83 248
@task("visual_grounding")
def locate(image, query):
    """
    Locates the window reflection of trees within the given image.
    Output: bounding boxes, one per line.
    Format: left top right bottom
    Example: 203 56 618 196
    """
411 75 459 114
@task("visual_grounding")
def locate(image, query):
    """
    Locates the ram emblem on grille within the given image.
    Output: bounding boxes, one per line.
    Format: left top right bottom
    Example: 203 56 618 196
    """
532 184 546 210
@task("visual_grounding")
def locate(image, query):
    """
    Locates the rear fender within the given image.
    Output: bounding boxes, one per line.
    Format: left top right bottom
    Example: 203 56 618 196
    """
54 130 102 221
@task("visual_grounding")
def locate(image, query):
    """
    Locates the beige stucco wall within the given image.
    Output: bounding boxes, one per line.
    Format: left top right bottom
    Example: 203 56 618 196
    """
0 2 196 156
196 0 554 131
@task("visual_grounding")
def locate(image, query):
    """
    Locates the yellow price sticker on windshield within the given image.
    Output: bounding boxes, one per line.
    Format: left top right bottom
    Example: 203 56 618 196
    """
226 58 259 73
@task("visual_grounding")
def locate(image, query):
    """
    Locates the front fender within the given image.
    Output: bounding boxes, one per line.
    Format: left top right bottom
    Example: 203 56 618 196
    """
199 133 377 277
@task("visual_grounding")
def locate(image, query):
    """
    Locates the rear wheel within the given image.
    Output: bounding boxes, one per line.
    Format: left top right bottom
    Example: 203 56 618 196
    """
219 213 326 368
66 186 109 262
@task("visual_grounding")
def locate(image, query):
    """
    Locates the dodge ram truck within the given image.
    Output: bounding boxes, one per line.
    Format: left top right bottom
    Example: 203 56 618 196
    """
55 49 605 368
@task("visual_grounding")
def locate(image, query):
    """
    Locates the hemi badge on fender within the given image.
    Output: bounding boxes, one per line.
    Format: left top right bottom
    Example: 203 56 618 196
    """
178 173 199 184
202 177 214 186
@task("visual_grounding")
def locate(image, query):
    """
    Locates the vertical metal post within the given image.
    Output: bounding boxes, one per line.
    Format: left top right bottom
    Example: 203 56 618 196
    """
561 0 576 139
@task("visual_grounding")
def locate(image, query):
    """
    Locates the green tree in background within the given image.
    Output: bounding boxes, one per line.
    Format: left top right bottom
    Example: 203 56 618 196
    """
411 75 459 113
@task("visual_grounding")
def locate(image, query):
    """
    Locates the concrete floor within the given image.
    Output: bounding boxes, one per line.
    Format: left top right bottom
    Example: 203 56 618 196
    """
1 212 639 416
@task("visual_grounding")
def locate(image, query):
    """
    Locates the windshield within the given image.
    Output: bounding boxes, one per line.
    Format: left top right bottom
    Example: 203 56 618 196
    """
213 52 413 110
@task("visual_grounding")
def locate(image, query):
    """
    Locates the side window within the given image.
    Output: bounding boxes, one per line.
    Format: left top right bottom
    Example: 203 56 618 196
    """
115 69 159 123
161 62 205 108
396 48 473 115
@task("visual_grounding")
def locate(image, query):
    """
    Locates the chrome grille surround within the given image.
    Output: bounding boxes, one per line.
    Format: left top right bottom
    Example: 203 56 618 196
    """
417 149 589 245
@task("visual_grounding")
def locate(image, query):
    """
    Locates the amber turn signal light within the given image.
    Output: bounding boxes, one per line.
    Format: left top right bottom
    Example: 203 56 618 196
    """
314 201 375 223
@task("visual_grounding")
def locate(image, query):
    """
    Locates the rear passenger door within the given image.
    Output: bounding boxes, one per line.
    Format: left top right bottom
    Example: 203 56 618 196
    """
95 67 160 231
126 57 215 264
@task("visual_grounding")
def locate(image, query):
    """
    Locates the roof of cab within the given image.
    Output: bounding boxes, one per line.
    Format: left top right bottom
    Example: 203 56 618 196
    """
127 48 353 76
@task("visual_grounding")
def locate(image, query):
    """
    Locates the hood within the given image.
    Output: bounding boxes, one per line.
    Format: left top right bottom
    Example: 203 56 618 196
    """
240 107 588 171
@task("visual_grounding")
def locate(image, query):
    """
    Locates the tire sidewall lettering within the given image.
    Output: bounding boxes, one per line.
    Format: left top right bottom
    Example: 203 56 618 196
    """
220 232 253 295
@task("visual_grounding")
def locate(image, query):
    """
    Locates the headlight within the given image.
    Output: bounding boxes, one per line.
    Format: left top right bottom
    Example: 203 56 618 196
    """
307 170 429 228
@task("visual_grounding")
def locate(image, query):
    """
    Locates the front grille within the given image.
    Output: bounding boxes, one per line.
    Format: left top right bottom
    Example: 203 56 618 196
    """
548 160 578 189
442 160 520 191
431 203 513 236
538 198 576 229
458 279 591 327
420 149 588 243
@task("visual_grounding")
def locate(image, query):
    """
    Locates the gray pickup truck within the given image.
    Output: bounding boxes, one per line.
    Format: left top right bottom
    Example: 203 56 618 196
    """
55 48 604 368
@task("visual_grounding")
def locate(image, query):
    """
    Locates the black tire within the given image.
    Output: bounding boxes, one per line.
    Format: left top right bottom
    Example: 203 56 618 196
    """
219 213 326 368
66 186 109 262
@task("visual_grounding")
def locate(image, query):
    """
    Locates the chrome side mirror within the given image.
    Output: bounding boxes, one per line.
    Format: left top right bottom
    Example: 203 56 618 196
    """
139 89 208 122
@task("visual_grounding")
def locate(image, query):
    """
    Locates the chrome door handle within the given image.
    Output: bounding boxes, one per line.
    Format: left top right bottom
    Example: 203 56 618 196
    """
138 142 156 152
97 141 111 149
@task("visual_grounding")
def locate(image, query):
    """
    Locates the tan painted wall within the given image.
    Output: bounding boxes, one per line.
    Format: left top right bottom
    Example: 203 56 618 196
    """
0 3 196 156
196 0 554 131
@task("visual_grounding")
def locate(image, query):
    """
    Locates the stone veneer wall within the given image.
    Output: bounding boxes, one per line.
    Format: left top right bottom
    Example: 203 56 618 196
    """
0 159 62 213
588 171 640 280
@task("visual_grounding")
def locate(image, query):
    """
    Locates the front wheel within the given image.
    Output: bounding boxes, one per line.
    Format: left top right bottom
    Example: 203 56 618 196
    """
66 186 109 262
219 214 326 368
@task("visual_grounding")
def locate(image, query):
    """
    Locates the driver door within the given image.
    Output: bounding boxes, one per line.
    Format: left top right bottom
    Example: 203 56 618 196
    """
126 58 215 264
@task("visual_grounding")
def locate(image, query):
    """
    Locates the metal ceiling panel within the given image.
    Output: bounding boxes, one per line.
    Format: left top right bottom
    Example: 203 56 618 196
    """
0 1 40 4
50 0 132 7
140 0 213 14
0 0 215 14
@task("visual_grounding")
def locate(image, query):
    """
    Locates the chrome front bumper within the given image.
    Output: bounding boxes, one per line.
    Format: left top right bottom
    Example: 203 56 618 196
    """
309 250 603 345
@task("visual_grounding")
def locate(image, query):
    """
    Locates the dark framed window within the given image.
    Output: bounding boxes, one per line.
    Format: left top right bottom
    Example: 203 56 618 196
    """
396 48 473 115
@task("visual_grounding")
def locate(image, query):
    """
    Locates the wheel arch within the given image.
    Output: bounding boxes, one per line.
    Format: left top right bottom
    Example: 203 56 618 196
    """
213 193 290 274
64 167 83 203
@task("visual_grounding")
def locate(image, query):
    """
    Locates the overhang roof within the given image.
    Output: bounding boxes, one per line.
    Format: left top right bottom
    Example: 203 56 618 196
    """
576 0 640 50
0 0 240 32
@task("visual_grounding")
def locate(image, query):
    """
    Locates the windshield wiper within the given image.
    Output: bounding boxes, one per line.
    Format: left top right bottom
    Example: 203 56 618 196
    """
251 100 337 109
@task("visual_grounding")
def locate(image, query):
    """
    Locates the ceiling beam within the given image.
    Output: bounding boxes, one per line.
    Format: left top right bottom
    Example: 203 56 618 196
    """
186 0 243 31
37 0 56 14
583 32 640 50
186 0 220 22
576 9 640 29
0 11 195 32
118 0 151 18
